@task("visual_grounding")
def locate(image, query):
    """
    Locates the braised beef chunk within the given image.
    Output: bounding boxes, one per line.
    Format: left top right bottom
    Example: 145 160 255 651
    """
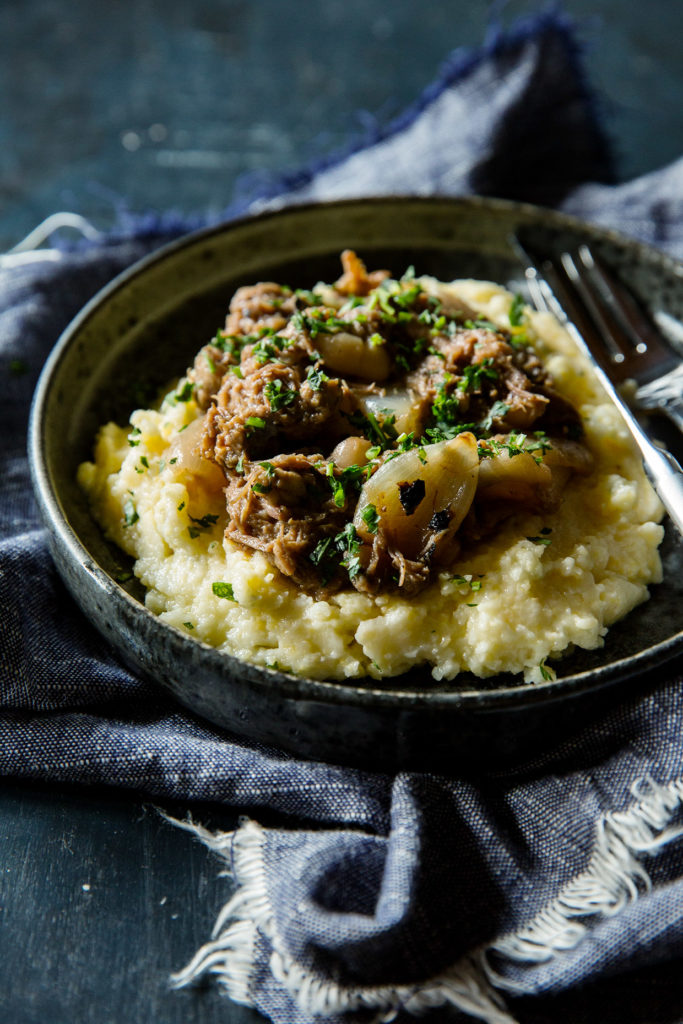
223 453 361 596
186 252 593 597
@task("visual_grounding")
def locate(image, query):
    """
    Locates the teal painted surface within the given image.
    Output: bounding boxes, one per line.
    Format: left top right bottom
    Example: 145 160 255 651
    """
1 0 682 249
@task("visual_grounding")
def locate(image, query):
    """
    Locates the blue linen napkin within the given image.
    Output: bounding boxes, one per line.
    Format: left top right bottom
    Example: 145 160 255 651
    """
3 9 683 1023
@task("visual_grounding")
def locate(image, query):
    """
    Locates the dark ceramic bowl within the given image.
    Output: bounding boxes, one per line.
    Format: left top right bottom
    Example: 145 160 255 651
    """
29 197 683 771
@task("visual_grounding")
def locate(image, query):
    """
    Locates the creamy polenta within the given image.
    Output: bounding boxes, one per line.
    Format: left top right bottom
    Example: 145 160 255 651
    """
77 273 664 683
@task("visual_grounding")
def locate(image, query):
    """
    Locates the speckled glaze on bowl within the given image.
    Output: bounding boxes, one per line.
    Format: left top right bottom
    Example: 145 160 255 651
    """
29 197 683 771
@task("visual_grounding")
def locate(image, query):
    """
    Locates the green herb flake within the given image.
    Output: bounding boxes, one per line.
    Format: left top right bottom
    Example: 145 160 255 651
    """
509 293 526 327
361 503 379 534
177 501 186 511
539 658 554 681
480 400 510 433
174 380 195 403
114 569 134 584
306 365 329 391
183 621 195 630
188 512 220 529
127 426 142 447
245 415 266 434
212 581 237 601
334 522 363 581
527 528 552 546
457 358 498 394
122 498 139 528
265 379 296 411
451 573 484 592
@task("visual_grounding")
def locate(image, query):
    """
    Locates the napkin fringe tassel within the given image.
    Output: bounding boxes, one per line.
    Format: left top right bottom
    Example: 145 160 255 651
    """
169 817 515 1024
487 774 683 981
167 774 683 1023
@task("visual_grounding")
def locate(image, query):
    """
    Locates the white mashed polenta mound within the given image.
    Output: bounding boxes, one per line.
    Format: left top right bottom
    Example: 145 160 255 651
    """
77 279 664 683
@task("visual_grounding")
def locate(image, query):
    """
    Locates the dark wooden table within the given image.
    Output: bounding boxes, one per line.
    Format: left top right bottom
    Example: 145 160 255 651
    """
1 2 682 1021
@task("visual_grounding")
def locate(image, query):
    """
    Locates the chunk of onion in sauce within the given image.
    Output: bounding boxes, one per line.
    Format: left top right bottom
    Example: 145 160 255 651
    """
316 331 392 382
354 432 479 561
359 389 420 435
477 439 593 510
166 415 226 493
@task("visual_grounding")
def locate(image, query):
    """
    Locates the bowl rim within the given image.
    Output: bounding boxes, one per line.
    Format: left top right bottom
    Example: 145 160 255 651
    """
29 194 683 714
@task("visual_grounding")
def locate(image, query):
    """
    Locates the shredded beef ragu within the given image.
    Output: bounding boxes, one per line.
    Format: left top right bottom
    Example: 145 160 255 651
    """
184 251 592 597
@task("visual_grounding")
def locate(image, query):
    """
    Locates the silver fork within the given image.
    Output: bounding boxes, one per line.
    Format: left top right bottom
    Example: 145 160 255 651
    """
514 238 683 536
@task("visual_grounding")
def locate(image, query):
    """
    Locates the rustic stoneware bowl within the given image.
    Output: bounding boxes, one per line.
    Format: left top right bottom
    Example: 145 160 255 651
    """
29 197 683 771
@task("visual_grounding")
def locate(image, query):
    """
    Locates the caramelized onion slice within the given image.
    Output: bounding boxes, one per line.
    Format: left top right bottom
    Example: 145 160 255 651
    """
477 438 593 510
167 414 227 492
316 331 392 382
359 388 421 435
354 433 479 561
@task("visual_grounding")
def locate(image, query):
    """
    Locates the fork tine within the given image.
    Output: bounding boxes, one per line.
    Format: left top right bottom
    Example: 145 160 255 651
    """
576 246 646 353
558 251 628 364
512 235 683 535
576 245 680 378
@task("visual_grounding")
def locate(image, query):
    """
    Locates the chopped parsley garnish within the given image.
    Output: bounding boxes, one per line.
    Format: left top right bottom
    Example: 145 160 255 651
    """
251 336 280 364
114 569 134 584
235 453 245 475
480 400 510 433
361 503 379 534
306 365 329 391
245 415 266 434
464 318 501 332
173 380 194 403
310 536 333 566
294 288 323 305
212 581 237 601
292 310 348 337
509 293 526 327
335 522 363 581
325 461 365 508
457 358 498 394
122 498 139 528
205 351 217 374
431 376 460 425
265 379 296 411
188 512 219 529
451 574 484 591
183 621 195 630
309 522 365 583
539 658 554 681
478 431 551 463
177 501 186 511
127 426 141 447
347 409 398 450
527 528 553 546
